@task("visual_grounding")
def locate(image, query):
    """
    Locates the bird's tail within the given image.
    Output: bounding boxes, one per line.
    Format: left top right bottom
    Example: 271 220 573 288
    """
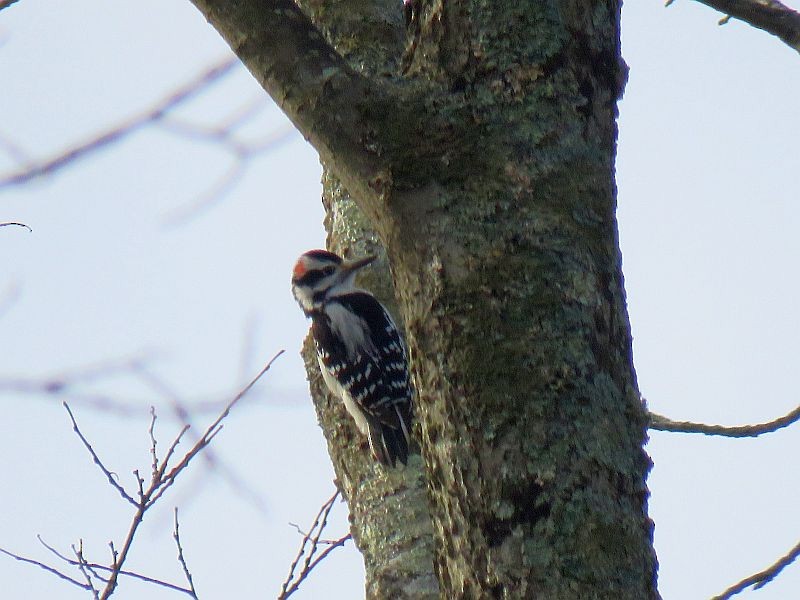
367 420 409 467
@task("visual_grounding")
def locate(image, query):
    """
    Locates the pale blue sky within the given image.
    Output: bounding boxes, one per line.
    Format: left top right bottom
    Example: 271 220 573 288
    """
1 1 798 598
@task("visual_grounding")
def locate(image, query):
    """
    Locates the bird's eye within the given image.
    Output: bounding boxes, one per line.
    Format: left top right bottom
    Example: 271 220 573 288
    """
323 266 336 275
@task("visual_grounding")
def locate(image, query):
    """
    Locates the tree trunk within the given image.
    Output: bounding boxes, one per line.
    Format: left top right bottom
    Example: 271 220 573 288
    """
189 0 660 597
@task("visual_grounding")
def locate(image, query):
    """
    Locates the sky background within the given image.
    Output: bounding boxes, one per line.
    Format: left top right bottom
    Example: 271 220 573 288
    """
1 1 799 598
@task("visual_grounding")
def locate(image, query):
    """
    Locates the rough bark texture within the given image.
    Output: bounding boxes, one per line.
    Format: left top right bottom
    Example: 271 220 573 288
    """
189 0 660 597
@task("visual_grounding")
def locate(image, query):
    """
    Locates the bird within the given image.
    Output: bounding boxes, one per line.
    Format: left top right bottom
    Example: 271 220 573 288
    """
291 249 414 466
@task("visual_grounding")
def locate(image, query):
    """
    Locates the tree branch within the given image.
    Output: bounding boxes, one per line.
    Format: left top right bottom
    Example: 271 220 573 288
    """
0 546 92 591
64 403 137 506
55 353 282 598
172 508 198 599
648 404 800 437
0 0 21 12
0 222 31 231
678 0 800 54
187 0 402 217
0 58 238 187
712 539 800 599
279 488 352 599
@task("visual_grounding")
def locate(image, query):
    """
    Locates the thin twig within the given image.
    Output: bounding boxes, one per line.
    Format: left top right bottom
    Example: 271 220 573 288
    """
288 522 349 545
0 546 91 590
0 58 238 187
0 357 277 418
159 424 191 481
5 352 283 598
161 124 295 227
63 403 136 506
173 508 198 599
100 493 146 599
279 488 352 599
99 353 282 598
712 539 800 599
146 350 284 507
678 0 800 54
280 492 337 598
298 494 339 590
0 130 34 166
134 359 272 515
72 540 100 600
301 533 353 582
162 160 247 227
0 222 31 231
148 406 159 481
648 404 800 437
36 536 195 596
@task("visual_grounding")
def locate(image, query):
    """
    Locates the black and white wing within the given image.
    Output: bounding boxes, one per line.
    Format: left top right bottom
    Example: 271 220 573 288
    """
311 291 413 466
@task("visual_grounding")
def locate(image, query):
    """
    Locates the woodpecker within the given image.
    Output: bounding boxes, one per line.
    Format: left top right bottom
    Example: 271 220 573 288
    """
291 249 413 467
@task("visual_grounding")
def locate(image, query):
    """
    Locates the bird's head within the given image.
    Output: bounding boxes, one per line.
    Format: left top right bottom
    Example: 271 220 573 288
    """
291 249 375 314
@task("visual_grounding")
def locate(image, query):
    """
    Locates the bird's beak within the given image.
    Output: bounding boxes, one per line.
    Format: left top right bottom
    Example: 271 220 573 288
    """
342 255 376 273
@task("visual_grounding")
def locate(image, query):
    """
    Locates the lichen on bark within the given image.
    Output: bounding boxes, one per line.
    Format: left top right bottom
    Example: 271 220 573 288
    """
190 0 660 597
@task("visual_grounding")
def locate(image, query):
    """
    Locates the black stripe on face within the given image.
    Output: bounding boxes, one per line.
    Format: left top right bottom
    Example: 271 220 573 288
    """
294 264 337 287
295 270 326 287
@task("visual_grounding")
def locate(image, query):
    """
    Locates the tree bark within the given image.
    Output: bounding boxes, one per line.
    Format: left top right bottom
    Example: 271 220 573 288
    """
189 0 660 597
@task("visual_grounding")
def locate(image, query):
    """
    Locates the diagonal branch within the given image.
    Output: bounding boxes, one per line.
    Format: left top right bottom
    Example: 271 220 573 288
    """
187 0 401 216
64 403 137 506
0 546 91 591
145 350 284 508
173 508 198 599
0 58 238 187
0 0 21 12
712 539 800 599
648 404 800 437
36 536 195 596
678 0 800 54
279 488 352 599
0 222 31 231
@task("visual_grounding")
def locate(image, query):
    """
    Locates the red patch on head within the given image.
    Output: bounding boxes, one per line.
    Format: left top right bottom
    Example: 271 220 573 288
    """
292 259 308 280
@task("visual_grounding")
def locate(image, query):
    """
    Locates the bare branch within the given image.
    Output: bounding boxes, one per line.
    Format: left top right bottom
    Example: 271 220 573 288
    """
0 57 238 187
72 540 101 599
648 404 800 437
676 0 800 54
148 406 160 481
100 487 147 598
0 354 256 418
63 403 137 506
173 508 199 599
164 160 247 226
187 0 397 215
0 546 92 591
100 353 282 598
146 350 284 507
0 130 34 166
713 539 800 599
0 222 31 231
160 124 296 227
0 0 21 12
0 354 151 414
279 488 352 599
159 424 192 482
300 533 353 585
5 352 284 597
36 536 196 596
